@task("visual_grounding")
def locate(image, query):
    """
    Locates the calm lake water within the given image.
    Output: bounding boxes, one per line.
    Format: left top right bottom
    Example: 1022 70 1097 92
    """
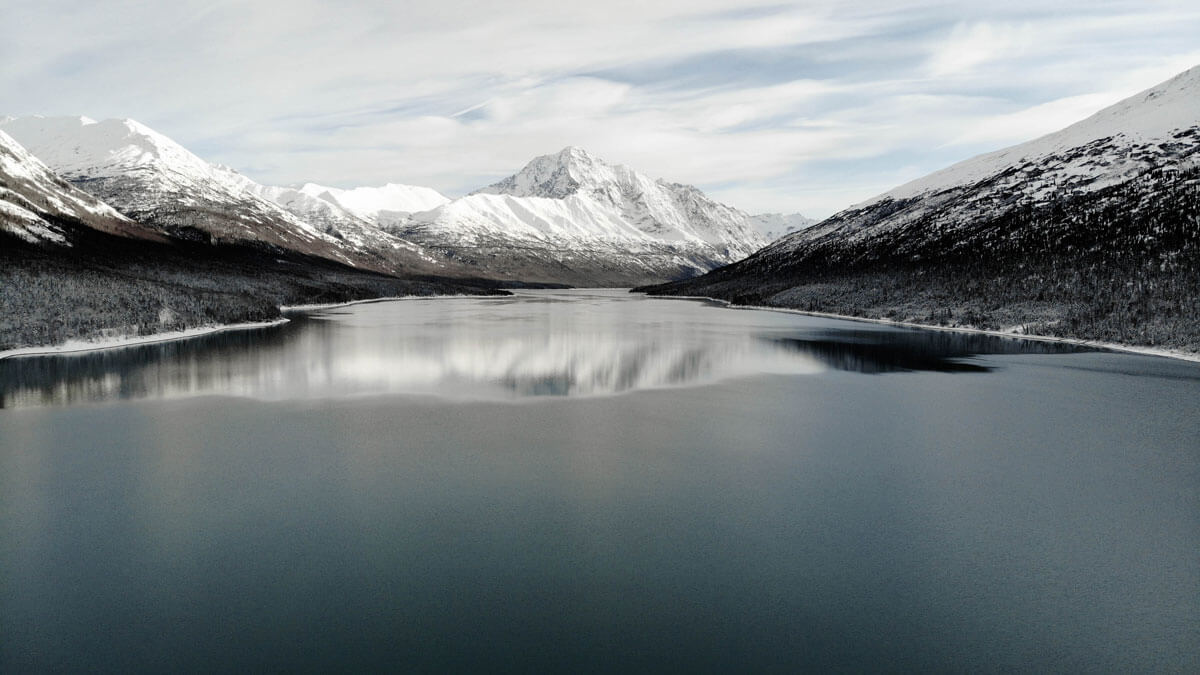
2 290 1198 672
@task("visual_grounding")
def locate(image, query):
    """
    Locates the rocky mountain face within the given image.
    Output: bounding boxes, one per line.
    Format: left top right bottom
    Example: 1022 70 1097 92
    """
392 147 769 286
639 66 1200 352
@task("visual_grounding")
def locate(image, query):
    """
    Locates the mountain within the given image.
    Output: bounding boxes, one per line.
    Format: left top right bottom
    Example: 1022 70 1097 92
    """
391 147 768 286
0 120 505 353
0 129 150 245
259 182 450 229
245 183 439 264
0 116 441 275
638 66 1200 353
299 183 450 226
748 212 816 242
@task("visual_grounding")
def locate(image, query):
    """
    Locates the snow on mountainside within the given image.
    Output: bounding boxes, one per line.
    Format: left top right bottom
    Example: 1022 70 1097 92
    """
776 65 1200 255
748 212 816 242
474 147 765 253
397 147 769 285
300 183 450 225
0 116 424 272
638 66 1200 352
0 129 147 245
247 183 433 261
872 65 1200 205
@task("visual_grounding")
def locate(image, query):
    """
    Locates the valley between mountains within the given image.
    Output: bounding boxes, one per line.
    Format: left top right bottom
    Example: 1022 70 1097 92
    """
2 65 1198 356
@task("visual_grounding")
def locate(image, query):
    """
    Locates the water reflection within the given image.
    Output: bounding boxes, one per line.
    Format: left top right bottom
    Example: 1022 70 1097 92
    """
774 329 1091 374
0 291 1095 407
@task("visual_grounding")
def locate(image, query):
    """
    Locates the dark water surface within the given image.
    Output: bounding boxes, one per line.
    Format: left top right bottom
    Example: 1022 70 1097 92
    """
2 290 1198 672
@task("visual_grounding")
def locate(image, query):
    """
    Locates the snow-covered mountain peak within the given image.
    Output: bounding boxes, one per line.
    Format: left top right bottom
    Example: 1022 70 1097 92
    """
0 115 397 268
748 212 817 242
0 115 218 181
475 146 642 200
0 128 141 245
297 182 451 223
397 148 771 283
554 146 608 175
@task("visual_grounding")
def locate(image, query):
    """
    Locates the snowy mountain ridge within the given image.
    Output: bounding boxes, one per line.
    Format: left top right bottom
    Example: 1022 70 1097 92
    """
0 129 142 245
0 116 444 273
474 146 767 251
868 65 1200 207
773 65 1200 256
300 183 451 224
748 212 817 242
2 118 785 286
390 147 771 284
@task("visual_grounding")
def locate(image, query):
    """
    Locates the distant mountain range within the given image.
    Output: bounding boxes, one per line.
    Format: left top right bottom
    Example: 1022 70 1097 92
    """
10 66 1195 355
0 117 790 287
0 122 502 352
0 116 450 276
638 66 1200 353
391 147 771 285
0 117 793 349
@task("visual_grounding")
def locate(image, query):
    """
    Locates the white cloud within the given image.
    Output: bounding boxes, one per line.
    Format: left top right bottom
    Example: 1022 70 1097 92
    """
925 22 1034 77
1 0 1198 219
947 92 1126 147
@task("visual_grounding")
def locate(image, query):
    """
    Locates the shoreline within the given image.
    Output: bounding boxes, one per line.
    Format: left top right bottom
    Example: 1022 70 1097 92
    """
649 293 1200 364
0 319 289 361
1 292 513 360
5 291 1196 365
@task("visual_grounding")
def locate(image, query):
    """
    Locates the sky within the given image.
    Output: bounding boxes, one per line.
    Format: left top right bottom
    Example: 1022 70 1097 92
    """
2 1 1198 218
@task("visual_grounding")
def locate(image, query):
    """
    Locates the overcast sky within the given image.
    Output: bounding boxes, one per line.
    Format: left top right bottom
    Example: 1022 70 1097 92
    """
2 1 1198 217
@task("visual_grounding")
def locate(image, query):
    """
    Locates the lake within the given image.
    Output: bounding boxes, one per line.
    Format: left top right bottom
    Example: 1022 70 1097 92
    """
2 289 1198 672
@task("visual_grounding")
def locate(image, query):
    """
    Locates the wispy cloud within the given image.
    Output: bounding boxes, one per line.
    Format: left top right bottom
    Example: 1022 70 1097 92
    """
1 0 1198 217
925 22 1034 77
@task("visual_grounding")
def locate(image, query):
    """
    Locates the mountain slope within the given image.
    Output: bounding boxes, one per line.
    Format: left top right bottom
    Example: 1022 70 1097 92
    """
748 212 816 242
394 147 768 286
302 183 450 226
0 116 442 275
0 120 507 352
246 183 439 265
639 66 1200 353
0 129 151 245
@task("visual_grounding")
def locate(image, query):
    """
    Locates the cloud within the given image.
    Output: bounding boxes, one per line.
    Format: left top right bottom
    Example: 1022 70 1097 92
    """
1 0 1198 218
925 22 1034 77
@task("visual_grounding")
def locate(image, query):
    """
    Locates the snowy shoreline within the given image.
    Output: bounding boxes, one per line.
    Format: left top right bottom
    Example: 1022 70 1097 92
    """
0 293 510 360
0 319 289 360
655 293 1200 364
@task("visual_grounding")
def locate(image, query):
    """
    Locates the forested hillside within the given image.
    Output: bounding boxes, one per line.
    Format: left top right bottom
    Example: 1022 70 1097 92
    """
0 219 506 352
